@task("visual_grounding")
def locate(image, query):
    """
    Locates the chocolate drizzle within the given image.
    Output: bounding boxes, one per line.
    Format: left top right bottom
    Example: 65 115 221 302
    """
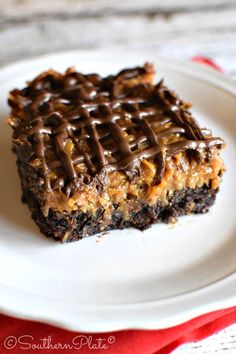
8 64 224 193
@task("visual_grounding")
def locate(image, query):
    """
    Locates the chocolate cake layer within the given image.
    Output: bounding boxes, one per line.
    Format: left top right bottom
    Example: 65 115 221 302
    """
22 182 217 242
8 64 225 241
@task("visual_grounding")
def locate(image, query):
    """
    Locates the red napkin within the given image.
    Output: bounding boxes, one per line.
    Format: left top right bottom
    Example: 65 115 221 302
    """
1 57 232 354
0 307 236 354
192 56 223 73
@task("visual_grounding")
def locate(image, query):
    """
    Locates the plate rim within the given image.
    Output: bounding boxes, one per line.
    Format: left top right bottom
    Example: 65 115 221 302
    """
1 273 236 332
1 49 235 91
0 49 236 332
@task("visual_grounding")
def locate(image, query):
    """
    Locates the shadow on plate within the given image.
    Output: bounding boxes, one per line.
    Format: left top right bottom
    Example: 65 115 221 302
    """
0 118 44 240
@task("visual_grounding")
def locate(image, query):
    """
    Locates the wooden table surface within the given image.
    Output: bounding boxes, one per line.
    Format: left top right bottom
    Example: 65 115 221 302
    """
1 0 236 78
1 0 236 352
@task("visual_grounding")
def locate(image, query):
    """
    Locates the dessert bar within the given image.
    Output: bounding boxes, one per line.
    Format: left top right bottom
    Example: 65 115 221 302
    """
8 64 225 241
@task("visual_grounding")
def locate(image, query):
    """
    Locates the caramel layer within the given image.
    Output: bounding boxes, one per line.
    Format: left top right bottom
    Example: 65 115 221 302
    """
44 148 224 221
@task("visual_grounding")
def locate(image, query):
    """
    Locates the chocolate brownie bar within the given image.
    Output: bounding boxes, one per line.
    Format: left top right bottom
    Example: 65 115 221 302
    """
8 64 225 242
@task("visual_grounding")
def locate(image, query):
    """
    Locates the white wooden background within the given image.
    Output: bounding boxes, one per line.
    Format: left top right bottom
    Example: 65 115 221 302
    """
1 0 236 353
1 0 236 77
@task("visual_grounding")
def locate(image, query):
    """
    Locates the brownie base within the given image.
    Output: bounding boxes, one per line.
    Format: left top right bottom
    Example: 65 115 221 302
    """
21 183 218 242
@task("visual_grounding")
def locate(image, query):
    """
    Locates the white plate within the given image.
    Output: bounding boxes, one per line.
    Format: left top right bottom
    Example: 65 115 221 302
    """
0 50 236 332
